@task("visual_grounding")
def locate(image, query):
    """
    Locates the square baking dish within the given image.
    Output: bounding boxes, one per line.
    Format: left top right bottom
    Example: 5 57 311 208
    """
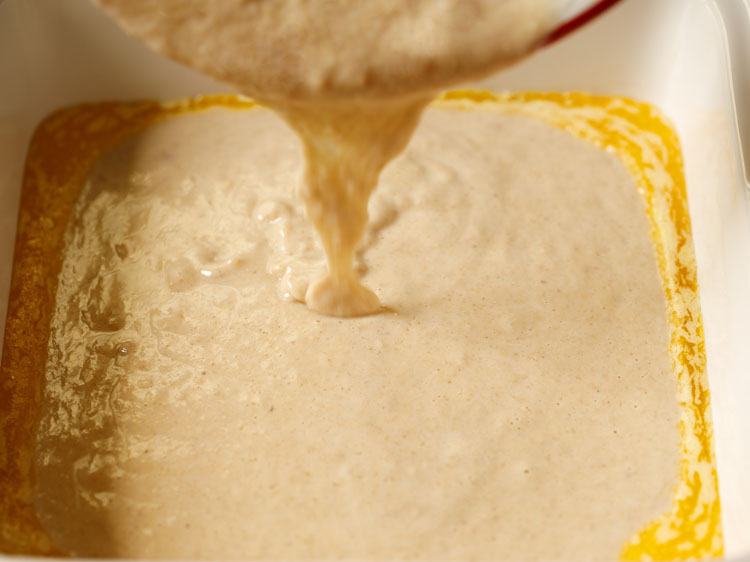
1 0 748 559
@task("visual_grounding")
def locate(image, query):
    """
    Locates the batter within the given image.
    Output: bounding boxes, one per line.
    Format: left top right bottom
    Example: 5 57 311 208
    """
93 0 560 316
33 103 680 559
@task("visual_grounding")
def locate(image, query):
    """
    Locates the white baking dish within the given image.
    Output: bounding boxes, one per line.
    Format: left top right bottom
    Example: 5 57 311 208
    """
0 0 748 559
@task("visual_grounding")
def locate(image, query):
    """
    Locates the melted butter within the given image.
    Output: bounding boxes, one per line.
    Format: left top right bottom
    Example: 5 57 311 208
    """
0 92 720 559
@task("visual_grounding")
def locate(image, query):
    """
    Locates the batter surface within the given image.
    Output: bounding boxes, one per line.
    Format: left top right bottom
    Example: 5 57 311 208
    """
34 105 680 559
